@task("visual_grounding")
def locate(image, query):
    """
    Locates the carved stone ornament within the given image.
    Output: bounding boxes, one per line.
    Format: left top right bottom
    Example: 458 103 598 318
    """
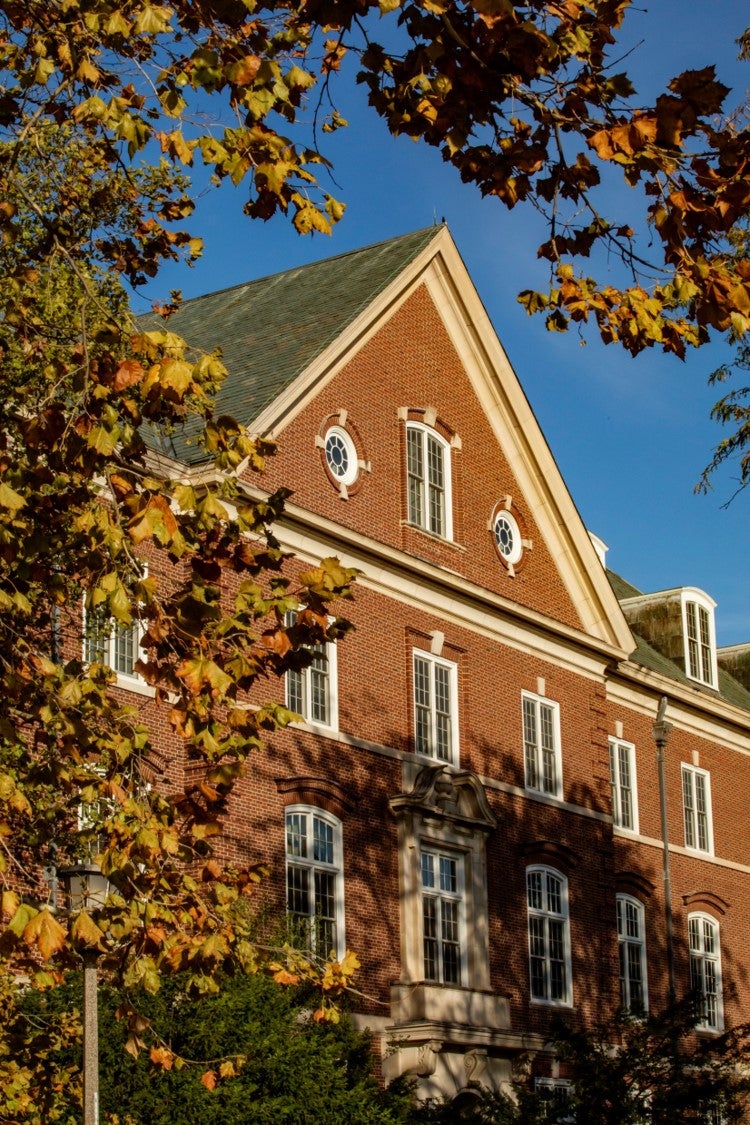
389 764 496 833
464 1048 489 1086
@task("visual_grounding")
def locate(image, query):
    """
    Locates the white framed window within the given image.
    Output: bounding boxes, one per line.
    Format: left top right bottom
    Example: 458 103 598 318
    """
522 692 562 798
285 612 338 730
527 866 572 1005
83 606 143 683
420 846 465 985
689 912 723 1031
682 765 713 854
406 422 452 539
285 806 344 958
413 650 458 764
609 738 638 832
682 594 717 687
616 894 648 1013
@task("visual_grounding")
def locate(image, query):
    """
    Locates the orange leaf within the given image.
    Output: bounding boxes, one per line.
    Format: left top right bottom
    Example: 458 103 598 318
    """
201 1070 217 1091
114 359 145 390
150 1046 175 1070
272 968 299 986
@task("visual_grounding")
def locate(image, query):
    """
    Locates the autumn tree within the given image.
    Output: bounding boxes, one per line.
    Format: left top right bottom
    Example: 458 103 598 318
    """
10 971 416 1124
0 51 359 1109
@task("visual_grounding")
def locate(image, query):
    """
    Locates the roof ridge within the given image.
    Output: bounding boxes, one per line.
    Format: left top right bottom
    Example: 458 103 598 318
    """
174 224 443 310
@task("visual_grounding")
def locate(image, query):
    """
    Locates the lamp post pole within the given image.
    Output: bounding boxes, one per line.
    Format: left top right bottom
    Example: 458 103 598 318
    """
58 863 107 1125
81 948 100 1125
652 695 675 1004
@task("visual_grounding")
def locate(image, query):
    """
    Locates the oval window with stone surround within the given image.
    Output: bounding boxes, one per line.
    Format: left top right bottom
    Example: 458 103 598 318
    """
324 426 358 487
493 509 522 566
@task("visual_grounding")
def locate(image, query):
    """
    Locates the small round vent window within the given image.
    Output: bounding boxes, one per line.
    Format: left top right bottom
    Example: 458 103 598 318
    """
493 509 523 566
324 426 358 487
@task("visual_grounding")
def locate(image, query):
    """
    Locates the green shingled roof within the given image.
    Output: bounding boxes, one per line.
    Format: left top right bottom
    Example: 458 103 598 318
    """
145 226 441 463
607 571 750 712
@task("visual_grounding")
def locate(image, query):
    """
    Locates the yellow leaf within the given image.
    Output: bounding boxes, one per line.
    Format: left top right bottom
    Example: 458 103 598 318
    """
0 481 26 511
2 889 19 920
133 5 173 34
23 907 67 961
72 910 105 948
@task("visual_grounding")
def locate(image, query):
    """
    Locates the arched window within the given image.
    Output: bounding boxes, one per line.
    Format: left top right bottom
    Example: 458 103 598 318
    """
616 894 648 1012
688 912 723 1031
406 422 452 539
285 806 344 957
526 866 572 1005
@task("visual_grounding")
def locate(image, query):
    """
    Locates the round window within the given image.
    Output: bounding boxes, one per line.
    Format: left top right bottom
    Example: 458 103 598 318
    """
324 426 358 487
493 509 523 566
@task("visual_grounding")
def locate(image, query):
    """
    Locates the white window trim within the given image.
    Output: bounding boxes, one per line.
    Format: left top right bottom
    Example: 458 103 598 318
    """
405 421 453 541
285 804 345 958
285 614 339 732
609 738 639 834
522 692 562 799
616 893 649 1013
688 911 724 1032
412 649 459 765
420 844 467 986
681 764 714 855
680 590 718 688
526 865 573 1007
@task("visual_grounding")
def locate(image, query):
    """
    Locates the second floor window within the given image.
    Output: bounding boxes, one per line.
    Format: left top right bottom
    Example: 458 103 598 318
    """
406 423 452 539
682 765 713 854
523 693 561 797
84 608 141 680
616 894 647 1012
285 807 344 957
609 738 638 832
285 613 337 729
527 866 571 1005
413 650 458 763
421 847 464 985
689 913 723 1032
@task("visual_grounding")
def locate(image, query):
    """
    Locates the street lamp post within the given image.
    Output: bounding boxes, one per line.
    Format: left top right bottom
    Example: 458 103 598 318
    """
652 695 675 1004
58 862 108 1125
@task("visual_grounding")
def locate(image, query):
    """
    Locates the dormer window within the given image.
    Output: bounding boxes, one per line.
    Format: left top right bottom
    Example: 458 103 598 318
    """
681 591 718 688
618 586 718 691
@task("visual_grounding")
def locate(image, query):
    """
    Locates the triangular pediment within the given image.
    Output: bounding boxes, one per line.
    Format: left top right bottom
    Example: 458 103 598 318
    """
247 227 632 654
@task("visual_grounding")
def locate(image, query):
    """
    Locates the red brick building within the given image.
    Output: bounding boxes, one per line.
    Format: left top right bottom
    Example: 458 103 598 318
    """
132 225 750 1103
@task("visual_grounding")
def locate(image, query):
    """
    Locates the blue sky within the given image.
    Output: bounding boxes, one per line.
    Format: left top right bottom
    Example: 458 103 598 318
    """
139 1 750 646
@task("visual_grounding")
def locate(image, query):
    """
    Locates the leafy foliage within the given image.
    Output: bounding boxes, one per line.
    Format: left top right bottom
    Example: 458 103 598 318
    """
1 2 748 358
7 971 416 1124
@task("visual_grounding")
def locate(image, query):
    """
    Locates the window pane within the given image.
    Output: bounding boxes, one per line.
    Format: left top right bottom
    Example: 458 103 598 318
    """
406 428 425 527
523 697 539 789
312 816 334 864
113 622 135 674
286 667 303 714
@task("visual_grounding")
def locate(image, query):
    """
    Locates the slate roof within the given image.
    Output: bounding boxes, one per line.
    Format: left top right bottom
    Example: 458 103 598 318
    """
607 571 750 713
145 225 441 464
